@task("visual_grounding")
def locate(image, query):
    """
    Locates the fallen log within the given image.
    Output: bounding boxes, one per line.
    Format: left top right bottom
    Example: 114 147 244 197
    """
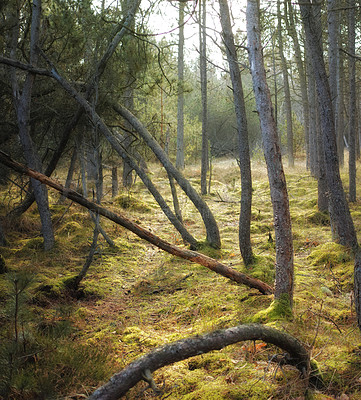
88 323 309 400
0 151 273 295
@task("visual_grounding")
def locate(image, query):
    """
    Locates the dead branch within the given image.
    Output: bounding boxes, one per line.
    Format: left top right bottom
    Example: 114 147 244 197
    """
88 323 309 400
0 151 274 295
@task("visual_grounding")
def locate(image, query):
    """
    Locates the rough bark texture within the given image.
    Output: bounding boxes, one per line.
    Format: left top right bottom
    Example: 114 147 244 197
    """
299 0 358 249
0 151 274 296
355 249 361 332
88 323 309 400
218 0 253 265
247 0 294 305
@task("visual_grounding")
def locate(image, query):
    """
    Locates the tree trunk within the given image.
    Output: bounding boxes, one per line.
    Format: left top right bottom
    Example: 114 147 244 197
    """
348 0 356 202
199 0 208 195
10 0 55 250
299 0 358 249
111 166 119 198
218 0 253 265
247 0 294 306
285 0 309 169
278 0 294 168
0 150 274 296
176 1 185 170
59 146 77 203
112 104 221 249
88 323 309 400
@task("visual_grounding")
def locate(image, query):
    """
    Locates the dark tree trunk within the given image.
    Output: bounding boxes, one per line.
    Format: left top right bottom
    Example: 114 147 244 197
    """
218 0 254 265
247 0 294 306
299 0 358 249
88 323 309 400
0 150 274 296
111 166 119 198
59 146 77 203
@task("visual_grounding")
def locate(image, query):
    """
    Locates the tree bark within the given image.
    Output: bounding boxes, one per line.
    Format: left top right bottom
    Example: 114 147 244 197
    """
176 1 185 170
199 0 208 195
218 0 254 265
10 0 55 250
348 0 356 202
277 0 294 168
112 104 221 249
247 0 294 306
299 0 358 249
88 323 309 400
0 150 274 296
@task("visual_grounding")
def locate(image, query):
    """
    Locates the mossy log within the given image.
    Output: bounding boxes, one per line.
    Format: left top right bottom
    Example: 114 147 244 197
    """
0 151 273 295
88 323 309 400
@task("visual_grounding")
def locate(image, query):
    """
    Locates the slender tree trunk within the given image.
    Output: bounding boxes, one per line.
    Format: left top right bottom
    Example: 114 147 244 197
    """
247 0 294 306
176 1 185 170
299 0 357 249
218 0 253 265
348 0 356 202
10 0 54 250
111 166 119 198
278 0 294 168
285 0 309 169
337 50 345 166
59 146 77 203
199 0 208 195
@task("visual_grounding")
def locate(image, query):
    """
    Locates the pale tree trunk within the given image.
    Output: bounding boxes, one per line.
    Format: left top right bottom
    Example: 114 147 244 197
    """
285 0 309 168
218 0 253 265
328 0 342 166
277 0 293 168
247 0 294 306
299 0 358 249
199 0 208 195
111 166 119 198
176 1 185 170
348 0 356 202
10 0 54 250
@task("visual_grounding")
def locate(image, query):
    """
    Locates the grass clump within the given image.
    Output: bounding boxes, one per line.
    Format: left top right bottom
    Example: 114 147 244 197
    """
114 193 152 212
308 242 352 266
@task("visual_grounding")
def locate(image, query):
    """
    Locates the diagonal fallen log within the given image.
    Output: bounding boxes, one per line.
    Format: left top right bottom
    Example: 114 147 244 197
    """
88 323 309 400
0 151 273 295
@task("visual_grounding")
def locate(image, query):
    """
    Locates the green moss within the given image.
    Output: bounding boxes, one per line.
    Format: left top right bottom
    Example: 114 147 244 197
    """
114 194 152 212
251 294 292 322
308 242 352 266
121 326 161 347
307 210 330 226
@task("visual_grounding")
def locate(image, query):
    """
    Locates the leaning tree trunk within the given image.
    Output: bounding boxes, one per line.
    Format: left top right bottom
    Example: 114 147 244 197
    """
218 0 253 265
0 150 274 296
247 0 294 306
88 323 309 400
299 0 358 249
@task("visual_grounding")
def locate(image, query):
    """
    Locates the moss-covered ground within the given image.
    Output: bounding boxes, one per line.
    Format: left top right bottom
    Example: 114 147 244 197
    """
1 157 361 399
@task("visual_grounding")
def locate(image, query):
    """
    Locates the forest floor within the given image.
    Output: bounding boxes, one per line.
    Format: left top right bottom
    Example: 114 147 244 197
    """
1 156 361 399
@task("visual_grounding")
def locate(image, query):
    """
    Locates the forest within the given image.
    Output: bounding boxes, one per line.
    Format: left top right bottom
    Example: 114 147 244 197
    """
1 0 361 398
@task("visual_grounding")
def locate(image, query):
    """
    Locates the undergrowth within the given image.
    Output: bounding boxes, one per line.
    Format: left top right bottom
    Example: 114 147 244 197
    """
0 158 360 399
